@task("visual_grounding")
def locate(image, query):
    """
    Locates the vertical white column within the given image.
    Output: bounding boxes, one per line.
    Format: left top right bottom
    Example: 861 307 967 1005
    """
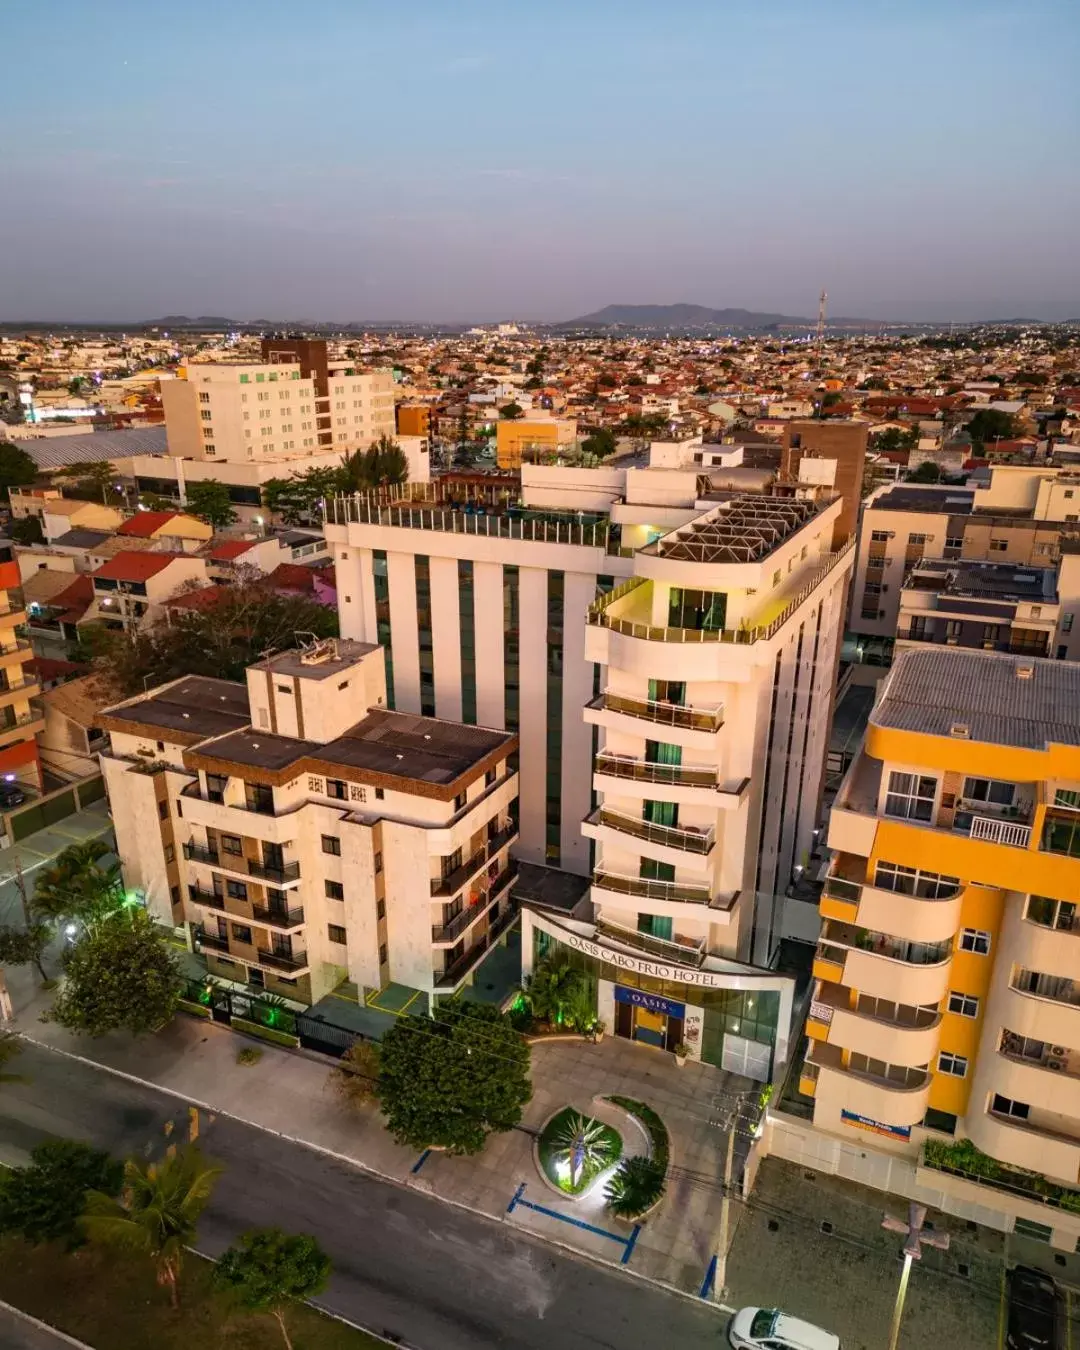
473 561 506 729
429 555 463 722
334 546 368 642
560 570 599 876
387 551 420 715
517 566 549 865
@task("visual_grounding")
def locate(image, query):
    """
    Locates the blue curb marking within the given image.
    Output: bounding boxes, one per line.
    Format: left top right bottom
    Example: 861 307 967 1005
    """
699 1254 718 1298
507 1182 637 1259
411 1150 432 1174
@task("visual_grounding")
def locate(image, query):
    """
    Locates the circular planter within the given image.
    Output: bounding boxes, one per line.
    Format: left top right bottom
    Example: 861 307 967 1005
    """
533 1106 624 1199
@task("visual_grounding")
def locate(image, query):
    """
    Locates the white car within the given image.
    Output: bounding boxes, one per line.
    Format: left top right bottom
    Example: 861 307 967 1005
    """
728 1306 840 1350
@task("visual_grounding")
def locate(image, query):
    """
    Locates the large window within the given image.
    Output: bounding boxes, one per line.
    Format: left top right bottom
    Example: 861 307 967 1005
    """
415 555 435 716
962 777 1015 807
503 564 519 731
372 550 394 707
667 588 726 632
1042 815 1080 858
874 860 959 898
1025 895 1078 932
545 571 565 865
883 771 937 822
459 560 476 724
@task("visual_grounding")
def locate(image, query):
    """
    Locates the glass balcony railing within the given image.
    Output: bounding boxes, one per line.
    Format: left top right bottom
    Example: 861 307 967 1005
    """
585 806 714 855
594 753 720 789
592 869 713 905
588 689 725 733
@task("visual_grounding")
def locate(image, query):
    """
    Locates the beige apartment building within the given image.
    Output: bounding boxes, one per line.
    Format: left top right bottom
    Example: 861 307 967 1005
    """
98 639 519 1007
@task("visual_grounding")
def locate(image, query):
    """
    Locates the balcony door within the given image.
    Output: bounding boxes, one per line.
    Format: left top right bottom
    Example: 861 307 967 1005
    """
644 799 678 828
644 740 682 767
648 680 685 706
637 913 674 941
263 842 285 873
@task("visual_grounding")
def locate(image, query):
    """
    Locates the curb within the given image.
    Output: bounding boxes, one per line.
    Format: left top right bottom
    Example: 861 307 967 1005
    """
0 1298 95 1349
16 1032 729 1317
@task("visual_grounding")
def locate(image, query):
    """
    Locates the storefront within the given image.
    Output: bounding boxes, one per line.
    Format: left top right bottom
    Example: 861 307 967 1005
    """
523 908 795 1080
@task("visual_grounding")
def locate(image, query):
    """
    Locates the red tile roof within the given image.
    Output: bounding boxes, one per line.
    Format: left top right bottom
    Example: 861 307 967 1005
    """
208 540 257 561
91 551 183 583
116 511 182 537
50 574 95 624
268 563 317 593
164 585 229 613
28 656 89 681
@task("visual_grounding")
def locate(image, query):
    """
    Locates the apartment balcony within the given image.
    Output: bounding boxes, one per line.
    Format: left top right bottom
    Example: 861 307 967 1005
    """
584 689 724 751
0 702 46 748
430 823 518 898
248 857 301 885
0 639 33 672
187 883 225 912
431 866 517 946
1004 973 1080 1049
591 868 712 907
183 841 301 889
968 1105 1080 1188
433 899 519 990
806 1039 932 1128
0 681 42 714
814 920 952 1004
1013 906 1080 980
250 903 305 932
179 784 297 844
254 946 309 974
809 981 942 1066
582 806 715 871
192 924 229 954
993 1035 1080 1122
821 863 963 944
594 915 706 968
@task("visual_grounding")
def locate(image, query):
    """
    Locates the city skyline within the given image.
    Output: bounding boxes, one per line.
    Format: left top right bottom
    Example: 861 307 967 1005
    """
4 0 1079 325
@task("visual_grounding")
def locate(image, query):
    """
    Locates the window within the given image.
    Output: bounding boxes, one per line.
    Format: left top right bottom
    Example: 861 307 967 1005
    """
205 444 216 455
170 884 181 906
989 538 1007 552
158 799 168 820
163 843 175 863
374 851 383 874
349 784 367 803
884 770 937 822
962 777 1015 807
486 767 498 788
230 924 252 945
378 943 388 966
947 992 979 1018
908 532 928 546
945 535 963 550
1014 1218 1053 1244
959 928 991 955
453 791 466 811
199 392 210 403
307 775 325 793
1025 894 1077 932
376 898 386 920
220 833 243 855
327 924 347 945
1064 614 1074 633
870 530 890 543
325 880 344 900
992 1093 1030 1121
326 778 347 801
200 410 212 421
375 787 384 800
321 834 341 856
226 879 247 900
937 1051 968 1078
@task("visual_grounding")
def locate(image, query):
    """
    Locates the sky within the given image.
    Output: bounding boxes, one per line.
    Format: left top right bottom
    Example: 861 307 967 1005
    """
3 0 1079 324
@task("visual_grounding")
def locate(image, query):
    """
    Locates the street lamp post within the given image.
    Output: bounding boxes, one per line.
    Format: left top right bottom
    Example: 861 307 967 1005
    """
881 1202 949 1350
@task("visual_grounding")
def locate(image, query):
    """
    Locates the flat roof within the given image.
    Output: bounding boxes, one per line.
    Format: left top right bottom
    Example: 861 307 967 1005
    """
872 648 1080 749
250 639 380 682
872 485 975 513
904 559 1058 604
647 492 829 563
100 676 251 741
320 710 513 785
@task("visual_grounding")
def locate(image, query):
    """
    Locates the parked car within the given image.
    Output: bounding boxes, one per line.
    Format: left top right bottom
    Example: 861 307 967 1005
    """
1007 1266 1064 1350
0 782 26 809
728 1307 840 1350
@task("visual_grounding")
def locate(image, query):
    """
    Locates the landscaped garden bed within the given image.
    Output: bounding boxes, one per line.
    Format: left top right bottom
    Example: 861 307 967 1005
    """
537 1108 622 1195
603 1096 670 1219
922 1137 1080 1212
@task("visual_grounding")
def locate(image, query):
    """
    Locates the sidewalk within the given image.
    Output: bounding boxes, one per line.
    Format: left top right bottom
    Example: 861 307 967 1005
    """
6 962 742 1299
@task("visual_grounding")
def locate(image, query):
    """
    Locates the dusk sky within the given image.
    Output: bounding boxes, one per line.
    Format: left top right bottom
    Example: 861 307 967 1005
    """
5 0 1079 324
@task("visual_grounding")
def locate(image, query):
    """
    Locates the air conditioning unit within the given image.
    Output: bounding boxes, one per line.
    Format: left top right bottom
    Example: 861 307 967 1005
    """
1052 1046 1067 1057
1048 1059 1066 1072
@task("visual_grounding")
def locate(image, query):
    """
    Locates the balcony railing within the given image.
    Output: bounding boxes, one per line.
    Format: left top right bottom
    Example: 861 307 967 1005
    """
251 903 305 929
431 822 518 897
432 867 518 943
1011 970 1080 1010
255 946 308 972
588 689 725 733
181 781 277 816
595 916 706 967
434 901 519 989
823 875 861 904
592 869 712 905
183 842 220 866
594 753 720 790
819 921 952 966
328 489 611 547
184 840 300 885
961 814 1032 849
187 884 224 910
247 858 301 884
192 925 229 953
585 805 714 855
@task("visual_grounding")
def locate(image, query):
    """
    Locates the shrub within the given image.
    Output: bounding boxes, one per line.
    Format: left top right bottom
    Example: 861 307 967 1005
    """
538 1108 622 1193
332 1040 381 1108
237 1046 263 1066
606 1096 670 1171
605 1156 666 1218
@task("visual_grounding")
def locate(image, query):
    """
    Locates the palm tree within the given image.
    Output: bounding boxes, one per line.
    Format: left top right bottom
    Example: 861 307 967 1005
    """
82 1148 220 1307
526 952 584 1026
33 840 123 933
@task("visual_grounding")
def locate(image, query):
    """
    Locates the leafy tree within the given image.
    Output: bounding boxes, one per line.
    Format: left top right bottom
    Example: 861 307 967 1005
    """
526 951 584 1026
215 1228 330 1350
337 435 409 493
332 1039 381 1109
82 1148 220 1307
46 910 184 1037
185 479 237 528
0 1139 122 1250
0 442 39 502
0 1031 25 1087
498 402 524 420
0 921 51 982
8 514 43 545
581 427 617 459
860 375 891 391
33 839 123 935
55 460 117 505
378 999 531 1155
139 491 173 512
871 425 919 454
966 407 1017 447
523 376 543 391
908 460 943 483
819 391 843 409
91 574 338 696
261 467 339 524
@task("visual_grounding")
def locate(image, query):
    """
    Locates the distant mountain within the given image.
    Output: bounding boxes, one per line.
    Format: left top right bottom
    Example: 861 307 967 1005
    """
553 302 894 331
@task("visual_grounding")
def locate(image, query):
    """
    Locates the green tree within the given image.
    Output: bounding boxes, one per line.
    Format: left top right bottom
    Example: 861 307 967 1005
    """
56 460 117 505
46 910 184 1037
332 1039 381 1109
499 402 524 420
8 514 43 545
184 479 237 528
261 467 339 524
378 999 531 1155
215 1228 331 1350
92 574 337 696
337 435 410 493
907 460 943 483
525 951 584 1026
0 442 39 502
82 1148 220 1307
32 839 123 935
966 407 1017 447
581 428 617 459
871 425 919 454
139 491 173 512
0 1139 122 1250
0 1031 25 1087
0 921 51 983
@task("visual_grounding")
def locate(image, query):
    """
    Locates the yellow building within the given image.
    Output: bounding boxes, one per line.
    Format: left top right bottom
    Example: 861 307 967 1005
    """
804 647 1080 1207
495 417 577 469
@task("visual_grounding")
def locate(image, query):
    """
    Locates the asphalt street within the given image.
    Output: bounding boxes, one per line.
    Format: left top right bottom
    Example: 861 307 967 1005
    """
0 1042 728 1350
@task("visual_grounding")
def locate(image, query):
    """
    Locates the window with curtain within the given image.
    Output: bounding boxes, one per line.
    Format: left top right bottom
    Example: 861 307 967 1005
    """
645 740 682 766
637 913 674 941
644 800 678 828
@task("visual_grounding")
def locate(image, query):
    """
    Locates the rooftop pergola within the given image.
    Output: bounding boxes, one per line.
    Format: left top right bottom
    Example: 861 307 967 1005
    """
653 495 823 563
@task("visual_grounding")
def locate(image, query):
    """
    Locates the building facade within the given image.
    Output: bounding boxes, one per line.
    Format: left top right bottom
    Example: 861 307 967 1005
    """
98 639 519 1008
0 538 44 791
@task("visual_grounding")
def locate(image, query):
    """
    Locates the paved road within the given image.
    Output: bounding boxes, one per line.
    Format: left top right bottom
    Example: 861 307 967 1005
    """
0 1303 90 1349
0 1043 728 1350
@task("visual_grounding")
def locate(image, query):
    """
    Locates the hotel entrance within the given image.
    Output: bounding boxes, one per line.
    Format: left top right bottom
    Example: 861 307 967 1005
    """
613 985 684 1051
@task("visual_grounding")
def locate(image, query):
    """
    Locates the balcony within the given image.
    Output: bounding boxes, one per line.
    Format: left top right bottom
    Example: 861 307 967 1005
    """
1006 971 1080 1048
434 900 519 990
248 858 301 885
328 488 612 547
594 916 706 967
955 811 1032 849
816 920 952 1004
192 924 229 953
184 840 300 887
255 946 308 973
591 868 713 906
184 841 220 866
821 861 963 944
583 805 715 857
586 689 724 734
995 1033 1080 1120
810 981 942 1065
594 752 721 791
807 1039 932 1127
431 823 518 897
251 903 305 930
432 867 517 945
187 884 225 911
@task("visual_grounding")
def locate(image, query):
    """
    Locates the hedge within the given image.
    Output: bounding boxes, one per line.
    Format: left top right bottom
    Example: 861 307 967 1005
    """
231 1016 300 1048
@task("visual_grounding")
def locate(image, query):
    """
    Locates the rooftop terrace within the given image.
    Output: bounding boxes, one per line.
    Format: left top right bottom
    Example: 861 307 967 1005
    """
903 559 1058 604
643 493 829 563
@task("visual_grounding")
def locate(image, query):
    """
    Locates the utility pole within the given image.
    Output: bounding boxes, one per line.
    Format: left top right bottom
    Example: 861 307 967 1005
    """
714 1110 738 1298
816 289 828 345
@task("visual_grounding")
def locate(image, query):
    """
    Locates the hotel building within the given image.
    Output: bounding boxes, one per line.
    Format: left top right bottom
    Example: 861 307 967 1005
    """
0 536 44 792
798 646 1080 1244
98 639 519 1007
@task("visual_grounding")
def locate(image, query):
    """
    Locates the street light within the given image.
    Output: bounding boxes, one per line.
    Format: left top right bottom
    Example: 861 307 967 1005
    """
881 1202 949 1350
